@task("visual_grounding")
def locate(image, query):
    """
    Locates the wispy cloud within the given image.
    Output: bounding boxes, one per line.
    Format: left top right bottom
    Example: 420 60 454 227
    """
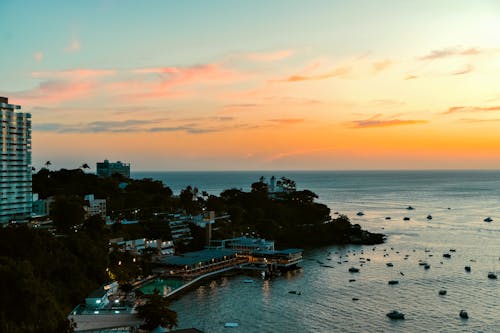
33 51 44 62
277 65 351 82
32 69 115 79
65 38 81 53
443 105 500 115
33 117 253 135
9 80 95 105
349 114 428 128
404 74 418 80
268 118 304 124
418 47 481 61
451 64 474 76
459 118 500 123
372 59 393 72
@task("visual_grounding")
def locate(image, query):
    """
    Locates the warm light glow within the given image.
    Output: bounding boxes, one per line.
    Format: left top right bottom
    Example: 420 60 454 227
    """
2 2 500 170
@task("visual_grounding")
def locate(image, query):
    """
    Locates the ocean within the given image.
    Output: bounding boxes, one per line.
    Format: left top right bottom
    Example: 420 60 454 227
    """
132 170 500 332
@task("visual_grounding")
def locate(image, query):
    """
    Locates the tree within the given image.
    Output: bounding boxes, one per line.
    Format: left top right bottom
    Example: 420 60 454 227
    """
50 195 85 232
45 161 51 169
136 291 178 331
80 163 90 170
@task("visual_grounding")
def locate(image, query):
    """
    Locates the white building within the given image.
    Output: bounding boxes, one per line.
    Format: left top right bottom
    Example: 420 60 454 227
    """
0 97 32 224
110 237 174 256
84 194 106 220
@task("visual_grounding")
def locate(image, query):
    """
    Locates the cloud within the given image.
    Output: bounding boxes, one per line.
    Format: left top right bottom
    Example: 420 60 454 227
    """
127 63 246 100
349 114 428 128
32 69 115 79
451 64 474 76
278 65 351 82
34 119 158 133
419 47 481 60
268 118 304 124
148 126 220 134
33 117 248 135
459 118 500 123
244 50 294 62
372 59 393 72
8 80 95 105
65 38 81 53
443 105 500 115
33 52 44 62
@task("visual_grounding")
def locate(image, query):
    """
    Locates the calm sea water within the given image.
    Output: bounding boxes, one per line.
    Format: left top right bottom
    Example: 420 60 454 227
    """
133 171 500 332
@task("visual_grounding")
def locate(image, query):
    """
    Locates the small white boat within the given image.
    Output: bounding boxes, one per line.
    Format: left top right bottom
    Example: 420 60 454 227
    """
224 322 239 328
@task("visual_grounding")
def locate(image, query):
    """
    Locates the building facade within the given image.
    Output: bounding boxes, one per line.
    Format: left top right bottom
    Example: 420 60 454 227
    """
0 97 32 223
84 194 106 220
96 160 130 178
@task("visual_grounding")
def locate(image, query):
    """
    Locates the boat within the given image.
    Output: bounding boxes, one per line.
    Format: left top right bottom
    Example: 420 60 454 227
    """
386 310 405 320
406 206 415 210
385 216 391 220
386 262 394 267
388 280 399 285
349 279 356 282
439 289 447 295
443 253 451 258
459 310 468 319
487 272 497 279
427 214 432 220
464 266 471 272
356 212 364 216
403 217 410 221
224 322 239 328
484 217 493 222
348 267 360 273
424 264 431 270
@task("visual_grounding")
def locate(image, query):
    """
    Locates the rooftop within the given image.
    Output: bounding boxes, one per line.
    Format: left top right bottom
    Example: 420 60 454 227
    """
159 249 237 266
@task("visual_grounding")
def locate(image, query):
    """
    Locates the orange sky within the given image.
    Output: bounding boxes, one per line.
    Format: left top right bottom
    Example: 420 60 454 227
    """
2 1 500 170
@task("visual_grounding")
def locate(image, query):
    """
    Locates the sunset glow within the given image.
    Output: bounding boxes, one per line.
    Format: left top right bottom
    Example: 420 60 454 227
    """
1 0 500 170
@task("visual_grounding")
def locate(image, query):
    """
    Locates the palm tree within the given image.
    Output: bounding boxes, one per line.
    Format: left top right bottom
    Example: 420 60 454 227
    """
136 291 178 331
45 161 51 169
80 163 90 170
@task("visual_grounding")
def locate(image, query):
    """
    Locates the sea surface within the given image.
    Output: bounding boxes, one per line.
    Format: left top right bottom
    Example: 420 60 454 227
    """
133 170 500 332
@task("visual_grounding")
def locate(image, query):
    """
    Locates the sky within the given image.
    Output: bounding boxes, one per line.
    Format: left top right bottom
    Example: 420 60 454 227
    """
1 0 500 171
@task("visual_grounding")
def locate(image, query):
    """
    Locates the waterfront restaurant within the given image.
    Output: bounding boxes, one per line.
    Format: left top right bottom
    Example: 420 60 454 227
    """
158 249 247 277
248 248 303 268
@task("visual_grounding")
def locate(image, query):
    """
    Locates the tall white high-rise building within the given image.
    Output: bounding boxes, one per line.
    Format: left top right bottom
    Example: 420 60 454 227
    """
0 97 32 223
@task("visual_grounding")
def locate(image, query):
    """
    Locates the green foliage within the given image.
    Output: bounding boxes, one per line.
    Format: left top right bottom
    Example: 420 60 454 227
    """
212 184 384 248
50 195 85 232
0 226 108 332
